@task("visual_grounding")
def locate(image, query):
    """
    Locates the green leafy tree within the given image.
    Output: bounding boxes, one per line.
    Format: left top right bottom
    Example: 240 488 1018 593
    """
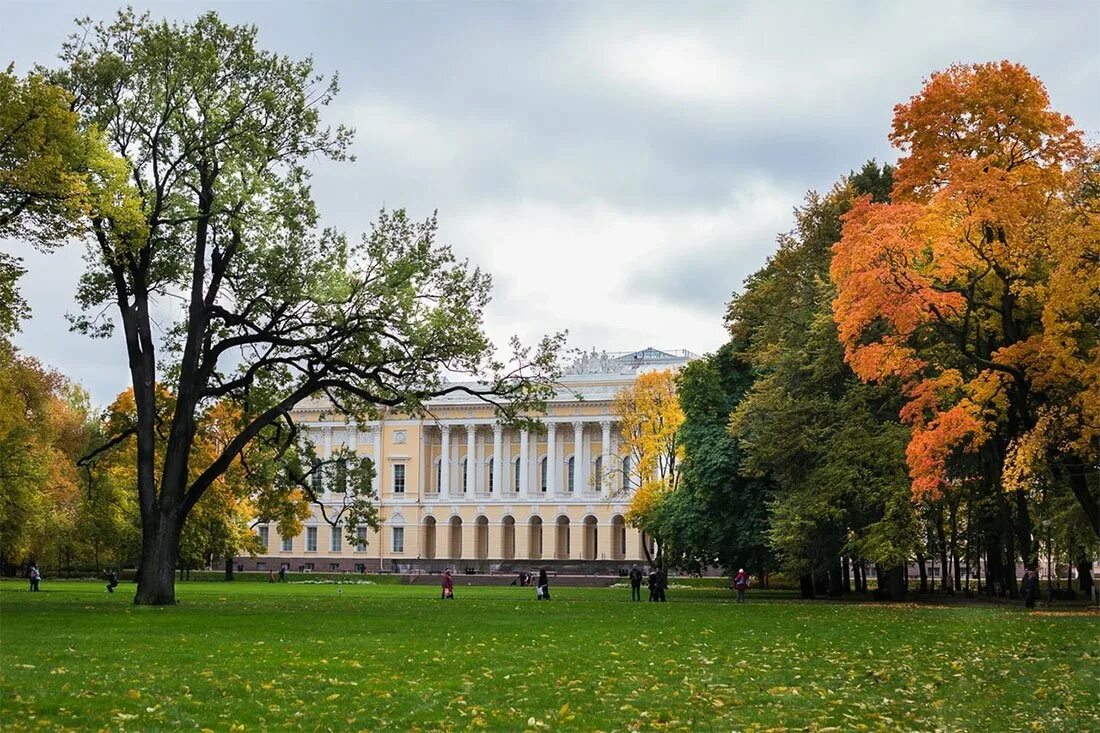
729 164 917 599
659 342 773 577
48 10 560 605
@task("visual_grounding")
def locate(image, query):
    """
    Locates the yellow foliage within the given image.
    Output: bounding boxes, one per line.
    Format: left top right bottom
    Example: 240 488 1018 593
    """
612 370 684 528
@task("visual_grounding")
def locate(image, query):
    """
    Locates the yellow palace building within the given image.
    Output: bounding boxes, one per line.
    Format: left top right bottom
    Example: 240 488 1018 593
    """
240 348 696 574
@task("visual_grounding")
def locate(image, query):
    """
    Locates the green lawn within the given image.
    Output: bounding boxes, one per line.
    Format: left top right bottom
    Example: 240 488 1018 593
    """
1 581 1096 732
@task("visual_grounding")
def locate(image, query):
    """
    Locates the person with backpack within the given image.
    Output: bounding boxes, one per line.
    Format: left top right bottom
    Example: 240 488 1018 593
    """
629 564 643 602
733 568 750 603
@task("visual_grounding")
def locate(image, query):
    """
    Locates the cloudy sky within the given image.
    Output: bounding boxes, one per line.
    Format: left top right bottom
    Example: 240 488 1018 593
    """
2 1 1097 406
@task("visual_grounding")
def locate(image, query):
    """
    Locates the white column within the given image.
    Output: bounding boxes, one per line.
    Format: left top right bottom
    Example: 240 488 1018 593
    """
546 422 557 495
572 421 584 495
601 420 612 498
492 424 503 498
372 426 382 495
465 424 476 495
322 426 333 458
519 429 530 496
440 426 451 498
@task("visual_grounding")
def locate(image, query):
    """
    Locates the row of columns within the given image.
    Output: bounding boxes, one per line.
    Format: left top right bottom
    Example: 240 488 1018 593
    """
438 421 615 499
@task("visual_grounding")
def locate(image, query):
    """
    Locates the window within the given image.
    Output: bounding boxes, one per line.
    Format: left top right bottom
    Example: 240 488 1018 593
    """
281 534 293 552
393 463 406 494
306 526 317 552
622 456 631 491
568 456 575 492
331 526 342 552
488 458 494 493
329 563 340 571
311 458 323 494
540 457 548 492
435 459 442 492
354 563 366 573
595 456 602 491
514 457 521 491
258 525 269 548
304 562 314 572
462 458 468 493
356 527 367 552
256 562 267 571
392 526 405 553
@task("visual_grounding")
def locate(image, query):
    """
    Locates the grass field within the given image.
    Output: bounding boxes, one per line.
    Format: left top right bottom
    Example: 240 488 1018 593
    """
1 580 1096 732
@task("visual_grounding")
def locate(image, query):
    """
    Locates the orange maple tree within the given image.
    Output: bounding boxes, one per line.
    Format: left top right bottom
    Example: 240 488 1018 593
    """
831 61 1098 541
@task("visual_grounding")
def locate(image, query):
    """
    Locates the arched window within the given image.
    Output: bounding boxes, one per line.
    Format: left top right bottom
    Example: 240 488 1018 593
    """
462 458 468 493
622 456 631 491
488 457 494 493
540 457 548 492
514 456 521 492
594 456 602 491
567 456 575 492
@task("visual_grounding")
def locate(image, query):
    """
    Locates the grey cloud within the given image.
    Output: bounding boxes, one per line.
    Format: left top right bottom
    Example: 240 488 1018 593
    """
1 0 1097 405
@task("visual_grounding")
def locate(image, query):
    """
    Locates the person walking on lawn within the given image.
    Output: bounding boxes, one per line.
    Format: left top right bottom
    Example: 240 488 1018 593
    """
441 569 455 599
733 568 750 603
537 568 550 600
1021 568 1039 609
629 564 643 602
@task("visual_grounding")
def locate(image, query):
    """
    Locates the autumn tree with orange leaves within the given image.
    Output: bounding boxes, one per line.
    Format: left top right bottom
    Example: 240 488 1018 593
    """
831 62 1098 589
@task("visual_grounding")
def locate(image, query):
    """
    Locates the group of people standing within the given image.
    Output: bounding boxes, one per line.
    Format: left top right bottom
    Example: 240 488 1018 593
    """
627 564 669 601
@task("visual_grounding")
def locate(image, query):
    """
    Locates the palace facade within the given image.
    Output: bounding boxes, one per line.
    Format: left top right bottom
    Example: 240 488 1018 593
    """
238 348 696 574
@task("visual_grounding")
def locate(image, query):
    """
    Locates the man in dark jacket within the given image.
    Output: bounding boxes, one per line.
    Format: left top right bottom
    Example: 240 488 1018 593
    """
629 565 643 601
647 568 658 602
656 568 668 602
1021 569 1039 609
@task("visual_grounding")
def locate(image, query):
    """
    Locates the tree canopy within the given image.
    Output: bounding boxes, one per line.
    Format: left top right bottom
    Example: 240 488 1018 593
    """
41 10 561 604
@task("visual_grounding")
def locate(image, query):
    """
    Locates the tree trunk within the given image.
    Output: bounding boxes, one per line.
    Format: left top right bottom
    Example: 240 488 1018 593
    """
916 552 928 593
224 556 235 581
986 539 1002 596
842 556 851 593
949 499 961 592
1064 456 1100 538
133 518 182 605
827 559 843 597
1077 552 1094 595
882 565 907 601
799 573 815 599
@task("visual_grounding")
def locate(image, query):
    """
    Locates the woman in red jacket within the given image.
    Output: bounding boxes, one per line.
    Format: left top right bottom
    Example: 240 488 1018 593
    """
441 569 454 599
